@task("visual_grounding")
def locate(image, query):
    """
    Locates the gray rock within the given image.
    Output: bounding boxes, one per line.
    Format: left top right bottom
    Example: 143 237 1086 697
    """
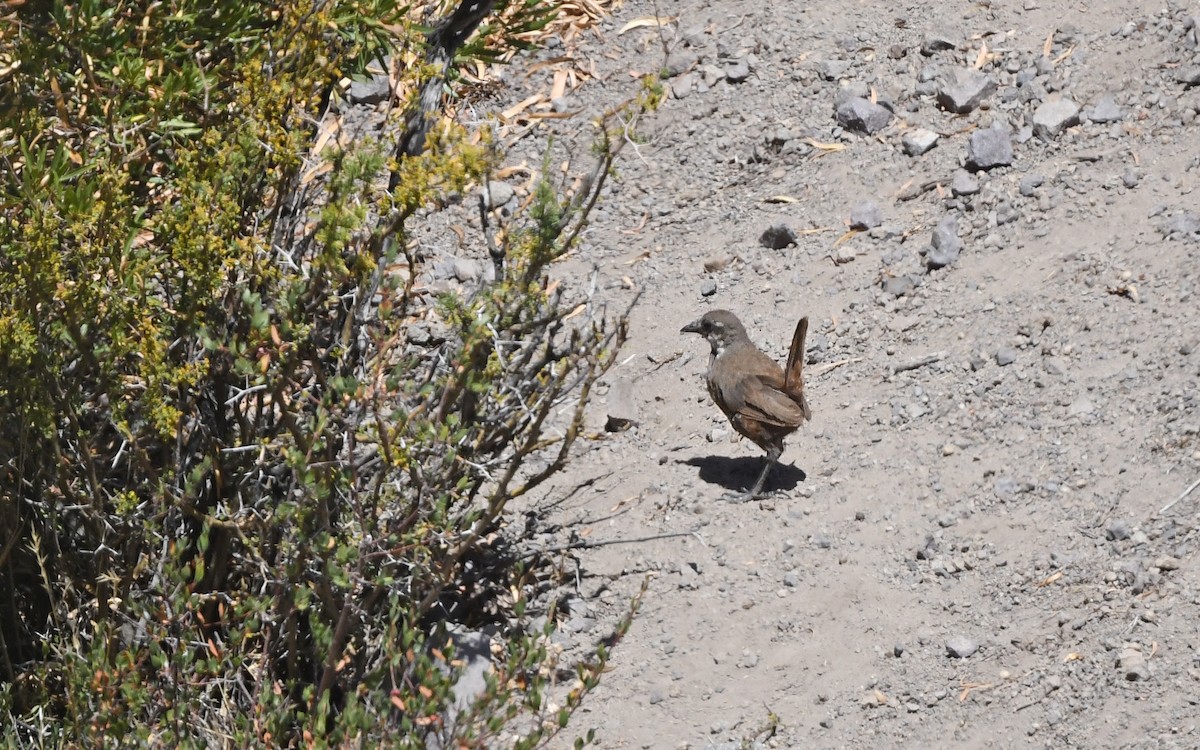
894 643 905 657
925 216 962 270
882 274 918 297
1118 649 1151 681
902 128 939 155
1161 212 1200 238
347 76 391 105
1019 174 1045 196
1032 97 1081 140
946 637 979 658
483 181 515 209
966 127 1014 171
835 97 893 134
760 223 798 249
819 59 851 80
951 171 980 196
605 377 639 432
1088 94 1124 123
1177 67 1200 86
670 74 694 99
921 35 958 55
725 58 752 83
937 68 997 113
700 279 718 297
1121 169 1139 188
1106 518 1132 541
995 347 1017 366
665 51 698 78
453 258 481 283
850 201 884 230
447 627 494 717
1068 396 1095 416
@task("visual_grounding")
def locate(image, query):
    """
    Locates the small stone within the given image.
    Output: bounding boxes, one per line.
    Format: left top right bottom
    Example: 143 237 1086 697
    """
1068 397 1095 416
551 96 571 113
760 223 798 249
1106 519 1132 541
966 127 1014 171
995 347 1017 366
1155 556 1181 571
835 97 893 134
1176 67 1200 86
664 51 698 78
483 181 515 209
925 216 962 270
453 258 481 283
946 637 979 659
951 171 980 196
604 377 639 432
850 201 884 230
882 274 917 297
1089 94 1124 123
937 68 997 113
725 58 752 83
921 35 958 55
1032 97 1081 140
648 687 666 705
1019 174 1045 196
1118 649 1150 681
347 76 391 105
819 59 851 80
700 279 718 297
902 128 939 156
893 643 905 657
820 718 834 729
1121 170 1139 188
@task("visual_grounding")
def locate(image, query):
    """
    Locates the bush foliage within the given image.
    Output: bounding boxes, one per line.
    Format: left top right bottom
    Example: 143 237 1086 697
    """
0 1 643 746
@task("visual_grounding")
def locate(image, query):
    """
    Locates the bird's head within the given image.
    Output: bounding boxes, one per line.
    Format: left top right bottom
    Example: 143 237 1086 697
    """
680 309 748 356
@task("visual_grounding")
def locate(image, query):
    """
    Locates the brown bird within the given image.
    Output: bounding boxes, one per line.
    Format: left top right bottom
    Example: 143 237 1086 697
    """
681 309 811 500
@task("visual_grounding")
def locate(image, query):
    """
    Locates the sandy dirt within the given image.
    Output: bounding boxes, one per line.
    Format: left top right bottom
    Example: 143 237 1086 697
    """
412 0 1200 746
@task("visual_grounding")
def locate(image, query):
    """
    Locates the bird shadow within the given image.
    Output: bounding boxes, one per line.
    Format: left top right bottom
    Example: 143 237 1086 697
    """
682 455 807 494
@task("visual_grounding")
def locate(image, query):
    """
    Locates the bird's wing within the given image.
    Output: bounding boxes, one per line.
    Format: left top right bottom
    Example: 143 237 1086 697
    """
733 348 809 428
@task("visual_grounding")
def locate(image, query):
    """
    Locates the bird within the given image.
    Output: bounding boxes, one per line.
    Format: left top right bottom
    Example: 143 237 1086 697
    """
681 309 811 500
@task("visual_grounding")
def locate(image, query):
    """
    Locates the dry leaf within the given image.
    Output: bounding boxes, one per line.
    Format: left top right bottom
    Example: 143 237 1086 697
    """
1036 571 1064 588
618 15 677 34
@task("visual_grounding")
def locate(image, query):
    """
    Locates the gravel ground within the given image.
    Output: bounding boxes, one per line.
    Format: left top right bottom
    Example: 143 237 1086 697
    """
364 0 1200 746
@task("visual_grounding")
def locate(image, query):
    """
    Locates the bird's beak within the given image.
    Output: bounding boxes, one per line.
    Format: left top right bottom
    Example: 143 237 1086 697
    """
680 319 702 334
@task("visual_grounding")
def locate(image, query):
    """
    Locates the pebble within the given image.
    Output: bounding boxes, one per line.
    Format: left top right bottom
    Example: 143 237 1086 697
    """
1088 93 1124 123
483 180 515 209
937 68 997 113
850 201 884 230
1176 67 1200 86
951 171 980 196
1106 518 1132 541
921 35 958 56
966 127 1014 171
902 128 939 156
925 216 962 270
882 274 918 297
665 51 698 78
995 347 1017 366
835 97 893 134
604 377 639 432
725 58 752 83
1032 97 1081 140
946 637 979 658
760 223 798 249
700 279 718 297
1019 174 1045 196
347 76 391 105
1118 649 1151 681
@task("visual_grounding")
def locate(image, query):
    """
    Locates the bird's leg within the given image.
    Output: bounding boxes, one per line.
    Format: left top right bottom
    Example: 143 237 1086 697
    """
747 455 777 499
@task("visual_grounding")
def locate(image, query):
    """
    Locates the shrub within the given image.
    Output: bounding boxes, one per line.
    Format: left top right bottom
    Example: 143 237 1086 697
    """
0 1 645 746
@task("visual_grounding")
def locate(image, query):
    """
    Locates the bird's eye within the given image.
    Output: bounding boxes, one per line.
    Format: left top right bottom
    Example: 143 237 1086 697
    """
702 320 712 332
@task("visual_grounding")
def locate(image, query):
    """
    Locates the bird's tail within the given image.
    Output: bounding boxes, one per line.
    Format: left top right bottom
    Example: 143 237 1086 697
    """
784 316 812 420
